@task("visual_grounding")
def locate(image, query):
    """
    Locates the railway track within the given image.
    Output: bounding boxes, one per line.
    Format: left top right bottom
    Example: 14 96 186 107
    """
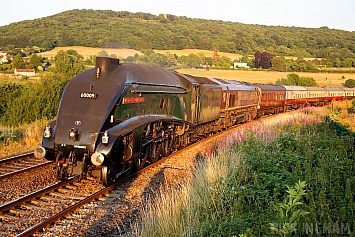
0 153 53 180
0 110 310 236
0 153 170 236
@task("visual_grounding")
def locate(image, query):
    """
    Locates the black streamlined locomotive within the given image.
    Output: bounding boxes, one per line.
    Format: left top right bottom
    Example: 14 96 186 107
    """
34 57 235 186
34 57 355 186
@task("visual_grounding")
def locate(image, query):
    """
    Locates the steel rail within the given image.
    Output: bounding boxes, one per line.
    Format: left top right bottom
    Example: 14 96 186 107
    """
0 152 34 164
0 178 75 214
0 160 53 181
14 153 170 237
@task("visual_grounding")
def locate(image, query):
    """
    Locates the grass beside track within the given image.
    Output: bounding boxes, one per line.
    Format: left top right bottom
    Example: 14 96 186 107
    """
0 119 49 159
137 104 355 236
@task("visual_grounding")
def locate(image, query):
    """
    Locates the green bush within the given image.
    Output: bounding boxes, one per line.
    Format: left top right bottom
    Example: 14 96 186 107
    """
220 121 355 236
0 75 68 126
139 109 355 237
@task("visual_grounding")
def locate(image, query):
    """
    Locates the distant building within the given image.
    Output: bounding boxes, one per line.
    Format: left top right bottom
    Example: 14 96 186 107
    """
233 62 250 69
0 52 8 64
14 68 35 77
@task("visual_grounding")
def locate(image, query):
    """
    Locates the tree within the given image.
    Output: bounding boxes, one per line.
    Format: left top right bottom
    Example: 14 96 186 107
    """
186 53 203 68
212 43 220 66
67 49 83 59
40 41 53 51
32 46 40 53
344 79 355 88
147 53 170 67
343 58 354 68
141 49 154 56
254 51 262 68
177 55 188 66
254 51 275 69
0 83 23 117
12 53 26 69
53 50 85 79
215 56 232 68
272 57 288 71
29 54 42 70
260 51 275 69
97 50 109 57
125 56 135 63
1 76 67 126
165 52 178 66
276 73 318 87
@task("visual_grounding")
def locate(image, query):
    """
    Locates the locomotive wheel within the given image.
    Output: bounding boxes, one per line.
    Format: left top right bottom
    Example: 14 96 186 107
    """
135 146 148 170
148 142 162 163
55 152 66 180
58 166 67 180
102 164 117 187
162 137 173 157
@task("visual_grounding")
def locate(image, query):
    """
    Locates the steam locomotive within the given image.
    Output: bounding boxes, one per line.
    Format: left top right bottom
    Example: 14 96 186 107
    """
34 57 355 186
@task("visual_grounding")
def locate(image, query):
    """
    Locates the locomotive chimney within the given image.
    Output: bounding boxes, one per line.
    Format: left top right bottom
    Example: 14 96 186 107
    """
95 57 120 79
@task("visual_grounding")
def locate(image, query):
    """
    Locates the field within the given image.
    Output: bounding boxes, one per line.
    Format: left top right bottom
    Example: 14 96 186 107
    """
154 49 243 61
176 68 354 87
39 46 321 63
38 46 143 59
37 46 355 87
39 46 242 61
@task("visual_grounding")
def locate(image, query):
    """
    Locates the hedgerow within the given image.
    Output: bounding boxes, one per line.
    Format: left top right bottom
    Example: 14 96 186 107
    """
0 75 68 126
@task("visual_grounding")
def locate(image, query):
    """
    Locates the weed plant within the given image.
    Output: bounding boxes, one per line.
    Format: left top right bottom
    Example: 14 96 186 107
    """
330 100 355 132
138 107 355 236
0 118 49 158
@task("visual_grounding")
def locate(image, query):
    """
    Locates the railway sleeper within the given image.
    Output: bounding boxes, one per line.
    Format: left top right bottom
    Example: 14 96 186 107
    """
31 199 51 206
50 192 85 200
41 195 70 203
21 204 50 211
0 214 20 221
9 208 31 216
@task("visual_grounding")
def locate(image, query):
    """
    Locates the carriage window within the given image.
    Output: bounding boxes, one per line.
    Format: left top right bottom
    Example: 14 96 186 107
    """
229 95 236 107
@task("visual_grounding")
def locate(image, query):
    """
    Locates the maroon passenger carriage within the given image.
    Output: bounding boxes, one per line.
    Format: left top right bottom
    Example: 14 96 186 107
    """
207 78 260 126
254 84 286 117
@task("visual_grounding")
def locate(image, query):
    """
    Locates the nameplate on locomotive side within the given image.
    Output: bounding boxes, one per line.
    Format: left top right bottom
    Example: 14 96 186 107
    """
122 97 145 104
80 92 97 99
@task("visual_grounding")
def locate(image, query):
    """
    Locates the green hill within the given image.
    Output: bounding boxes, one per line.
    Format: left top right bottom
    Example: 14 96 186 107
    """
0 9 355 59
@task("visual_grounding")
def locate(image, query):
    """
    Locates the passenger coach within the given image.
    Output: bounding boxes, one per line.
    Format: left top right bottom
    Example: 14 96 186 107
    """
283 86 308 109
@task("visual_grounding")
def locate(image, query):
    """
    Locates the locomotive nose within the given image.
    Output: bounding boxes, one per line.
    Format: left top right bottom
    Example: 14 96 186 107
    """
34 146 46 159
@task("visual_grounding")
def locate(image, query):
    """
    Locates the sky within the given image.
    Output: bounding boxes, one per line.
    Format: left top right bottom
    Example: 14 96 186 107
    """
0 0 354 31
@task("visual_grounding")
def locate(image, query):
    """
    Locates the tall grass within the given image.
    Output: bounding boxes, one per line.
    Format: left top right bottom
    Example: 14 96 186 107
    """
0 118 49 158
137 106 355 236
138 149 243 237
330 100 355 132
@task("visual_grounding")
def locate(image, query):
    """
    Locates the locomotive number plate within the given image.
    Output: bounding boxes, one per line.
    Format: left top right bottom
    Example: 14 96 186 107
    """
80 92 97 99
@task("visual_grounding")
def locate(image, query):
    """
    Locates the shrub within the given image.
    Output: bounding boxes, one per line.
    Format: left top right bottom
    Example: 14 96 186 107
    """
0 75 68 126
138 110 355 236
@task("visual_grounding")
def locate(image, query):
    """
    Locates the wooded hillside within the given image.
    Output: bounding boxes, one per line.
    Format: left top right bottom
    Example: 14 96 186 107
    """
0 9 354 60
